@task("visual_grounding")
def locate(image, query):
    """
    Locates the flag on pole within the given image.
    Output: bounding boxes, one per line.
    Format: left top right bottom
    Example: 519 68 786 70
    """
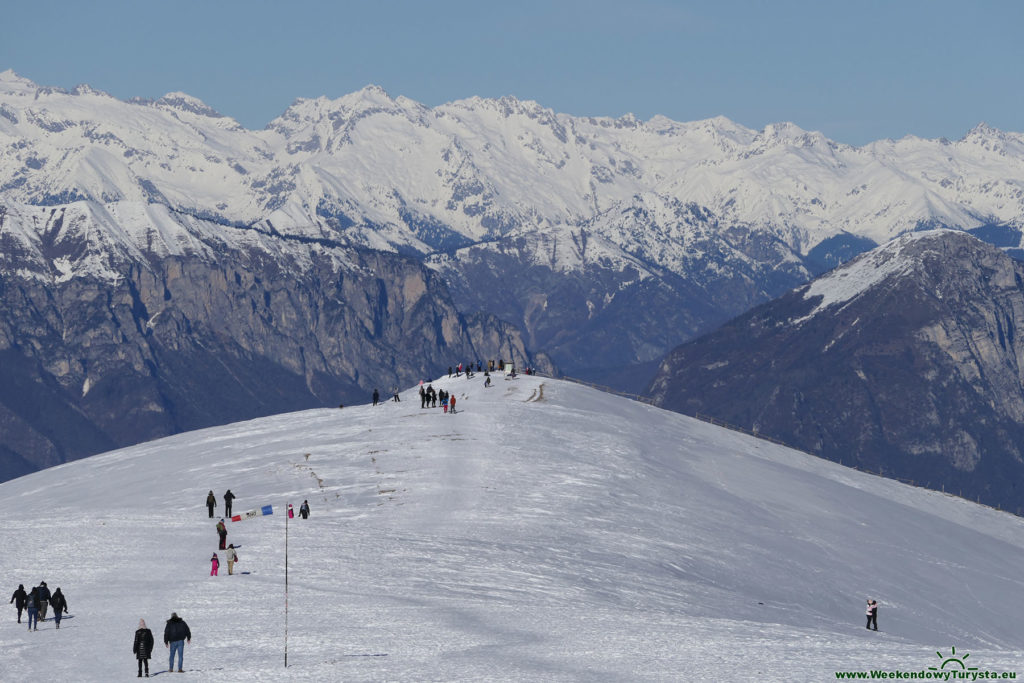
288 503 294 519
231 505 274 522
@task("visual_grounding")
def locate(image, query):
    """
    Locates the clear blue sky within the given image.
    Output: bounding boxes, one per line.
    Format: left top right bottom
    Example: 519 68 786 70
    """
2 0 1021 145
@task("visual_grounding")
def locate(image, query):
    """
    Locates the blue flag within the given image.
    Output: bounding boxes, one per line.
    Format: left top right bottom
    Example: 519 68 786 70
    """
261 505 273 516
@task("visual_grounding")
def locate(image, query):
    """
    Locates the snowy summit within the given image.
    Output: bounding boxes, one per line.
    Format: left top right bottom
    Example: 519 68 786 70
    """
2 373 1023 680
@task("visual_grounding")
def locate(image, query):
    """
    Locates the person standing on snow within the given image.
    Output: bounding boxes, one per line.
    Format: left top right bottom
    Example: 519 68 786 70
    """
225 545 238 575
216 519 227 550
164 612 191 673
10 584 26 623
36 581 51 621
25 586 39 630
134 618 155 677
372 388 380 406
223 489 235 517
449 395 456 414
419 384 426 408
866 599 878 631
299 500 310 519
210 553 219 576
50 587 68 629
205 491 216 518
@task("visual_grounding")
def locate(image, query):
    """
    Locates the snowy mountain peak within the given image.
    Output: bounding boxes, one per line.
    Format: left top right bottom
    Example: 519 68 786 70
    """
0 69 38 95
154 92 225 119
799 229 979 317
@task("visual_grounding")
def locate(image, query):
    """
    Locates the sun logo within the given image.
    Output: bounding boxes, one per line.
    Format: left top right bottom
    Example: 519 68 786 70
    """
928 646 978 672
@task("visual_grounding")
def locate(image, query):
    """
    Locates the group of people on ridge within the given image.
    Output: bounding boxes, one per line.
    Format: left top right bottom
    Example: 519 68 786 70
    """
9 581 67 630
418 384 456 413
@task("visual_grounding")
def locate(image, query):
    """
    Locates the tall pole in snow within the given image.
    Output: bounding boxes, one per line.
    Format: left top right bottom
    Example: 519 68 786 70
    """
285 503 289 667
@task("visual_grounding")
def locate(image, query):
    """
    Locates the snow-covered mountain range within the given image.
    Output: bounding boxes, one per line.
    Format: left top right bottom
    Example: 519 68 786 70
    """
4 70 1023 252
3 374 1024 680
4 69 1024 380
5 70 1024 483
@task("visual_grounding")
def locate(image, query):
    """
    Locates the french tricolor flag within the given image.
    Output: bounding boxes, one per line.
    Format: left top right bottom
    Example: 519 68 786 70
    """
231 505 273 522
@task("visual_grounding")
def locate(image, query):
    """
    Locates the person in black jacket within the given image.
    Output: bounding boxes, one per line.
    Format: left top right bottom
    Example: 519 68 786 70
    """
134 618 155 677
164 612 191 673
205 491 216 518
36 582 51 621
223 489 235 517
10 584 26 623
50 587 68 629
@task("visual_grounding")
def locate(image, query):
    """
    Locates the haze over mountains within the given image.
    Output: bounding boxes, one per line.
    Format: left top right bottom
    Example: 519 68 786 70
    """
3 70 1024 480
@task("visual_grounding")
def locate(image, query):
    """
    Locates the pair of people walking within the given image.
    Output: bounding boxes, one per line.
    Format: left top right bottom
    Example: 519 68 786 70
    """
206 489 236 518
133 612 191 676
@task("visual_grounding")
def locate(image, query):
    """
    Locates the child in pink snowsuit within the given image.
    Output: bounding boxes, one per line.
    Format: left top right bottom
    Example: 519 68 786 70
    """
210 553 219 576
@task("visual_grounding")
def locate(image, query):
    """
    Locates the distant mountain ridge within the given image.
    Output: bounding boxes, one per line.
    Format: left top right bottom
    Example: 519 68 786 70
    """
648 230 1024 514
4 70 1024 378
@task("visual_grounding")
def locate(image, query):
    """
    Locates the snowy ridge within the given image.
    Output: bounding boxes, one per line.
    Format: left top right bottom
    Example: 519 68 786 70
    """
2 375 1023 680
797 230 950 320
3 71 1024 272
0 198 359 285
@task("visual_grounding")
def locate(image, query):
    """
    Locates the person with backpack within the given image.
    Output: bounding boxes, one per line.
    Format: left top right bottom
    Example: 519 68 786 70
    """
205 491 216 518
216 519 227 550
25 586 39 631
866 599 878 631
223 490 235 517
225 545 238 575
50 587 68 629
134 618 155 677
163 612 191 673
299 500 310 519
9 584 26 623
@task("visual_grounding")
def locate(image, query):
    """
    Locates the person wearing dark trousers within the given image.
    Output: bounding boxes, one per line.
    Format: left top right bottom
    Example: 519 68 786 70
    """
164 612 191 673
134 619 155 677
372 388 380 406
50 587 68 629
299 500 310 519
206 491 216 518
217 519 227 550
36 582 50 621
25 587 39 630
866 599 878 630
223 490 235 517
10 584 26 623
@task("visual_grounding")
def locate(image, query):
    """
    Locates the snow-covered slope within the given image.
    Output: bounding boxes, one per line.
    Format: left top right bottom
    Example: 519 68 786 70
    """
2 374 1023 680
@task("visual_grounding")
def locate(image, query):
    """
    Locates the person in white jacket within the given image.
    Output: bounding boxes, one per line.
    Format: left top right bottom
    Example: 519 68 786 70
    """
225 545 238 575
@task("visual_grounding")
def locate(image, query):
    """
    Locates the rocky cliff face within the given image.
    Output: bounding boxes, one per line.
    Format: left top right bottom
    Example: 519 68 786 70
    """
648 231 1024 513
0 202 551 481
